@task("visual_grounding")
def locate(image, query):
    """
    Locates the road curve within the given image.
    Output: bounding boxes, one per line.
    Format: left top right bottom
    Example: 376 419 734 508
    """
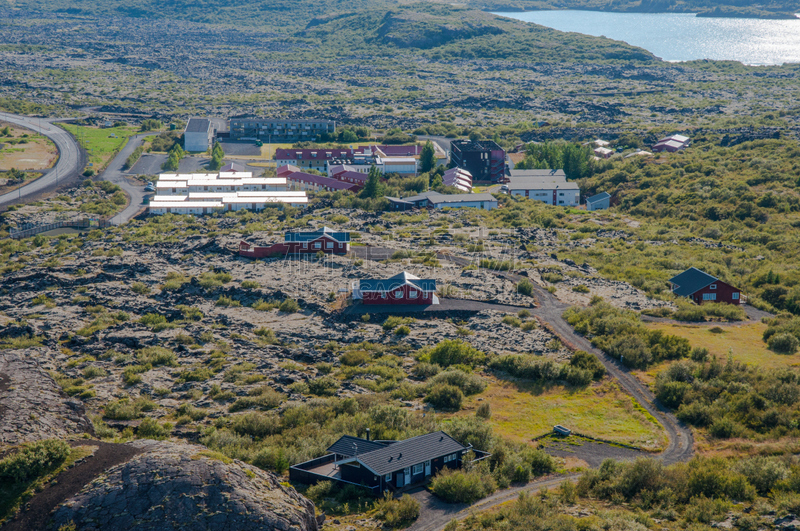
406 252 696 531
0 112 83 207
99 132 158 225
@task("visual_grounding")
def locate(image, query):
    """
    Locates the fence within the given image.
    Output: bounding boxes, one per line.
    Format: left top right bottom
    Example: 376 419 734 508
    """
9 217 116 239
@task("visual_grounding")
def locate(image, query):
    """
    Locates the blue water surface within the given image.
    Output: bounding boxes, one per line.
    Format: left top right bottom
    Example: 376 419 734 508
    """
495 10 800 65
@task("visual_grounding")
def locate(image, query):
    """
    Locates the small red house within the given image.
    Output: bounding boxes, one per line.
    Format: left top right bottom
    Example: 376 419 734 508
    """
669 267 742 305
239 227 350 258
354 272 439 305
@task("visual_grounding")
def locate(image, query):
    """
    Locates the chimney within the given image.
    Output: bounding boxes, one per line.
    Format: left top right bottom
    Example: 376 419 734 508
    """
366 428 371 441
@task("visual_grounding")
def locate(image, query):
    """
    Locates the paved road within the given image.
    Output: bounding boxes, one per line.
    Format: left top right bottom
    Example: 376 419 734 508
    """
101 132 157 224
0 112 83 207
418 135 451 157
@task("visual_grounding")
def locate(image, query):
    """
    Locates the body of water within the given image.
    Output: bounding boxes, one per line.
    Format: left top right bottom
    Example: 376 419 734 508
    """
495 10 800 65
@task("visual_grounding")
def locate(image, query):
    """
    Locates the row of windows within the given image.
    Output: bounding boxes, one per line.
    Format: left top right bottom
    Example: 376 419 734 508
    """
443 453 458 463
702 292 739 300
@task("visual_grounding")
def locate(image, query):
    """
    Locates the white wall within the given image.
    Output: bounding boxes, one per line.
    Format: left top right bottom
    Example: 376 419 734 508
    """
184 131 210 152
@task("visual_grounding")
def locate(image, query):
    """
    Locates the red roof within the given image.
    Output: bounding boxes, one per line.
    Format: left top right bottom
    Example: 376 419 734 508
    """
333 171 369 183
277 164 301 176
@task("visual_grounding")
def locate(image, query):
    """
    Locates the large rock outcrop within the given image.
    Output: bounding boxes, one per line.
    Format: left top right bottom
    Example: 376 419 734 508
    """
0 349 94 448
51 440 319 531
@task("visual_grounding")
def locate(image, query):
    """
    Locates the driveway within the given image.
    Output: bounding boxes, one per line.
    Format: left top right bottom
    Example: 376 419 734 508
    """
0 112 83 207
98 132 157 224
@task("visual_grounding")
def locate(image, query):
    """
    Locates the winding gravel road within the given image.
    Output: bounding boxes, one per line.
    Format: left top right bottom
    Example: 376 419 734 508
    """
0 112 83 207
100 132 158 225
405 252 696 531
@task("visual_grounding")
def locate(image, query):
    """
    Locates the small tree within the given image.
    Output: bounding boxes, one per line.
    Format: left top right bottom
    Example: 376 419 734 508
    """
208 141 225 170
420 140 436 173
360 165 384 199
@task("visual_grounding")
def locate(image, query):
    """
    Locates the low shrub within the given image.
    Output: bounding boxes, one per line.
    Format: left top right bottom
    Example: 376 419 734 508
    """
279 298 300 313
0 439 71 483
307 376 340 396
425 383 464 411
430 466 497 504
374 493 420 527
769 332 799 354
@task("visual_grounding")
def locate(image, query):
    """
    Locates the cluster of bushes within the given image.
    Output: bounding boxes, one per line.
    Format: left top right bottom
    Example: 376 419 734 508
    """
646 301 748 322
565 301 690 368
373 493 420 527
656 356 800 439
0 439 71 483
489 351 604 387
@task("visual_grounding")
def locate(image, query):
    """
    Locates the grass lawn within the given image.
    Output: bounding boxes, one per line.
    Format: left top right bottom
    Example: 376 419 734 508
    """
646 322 799 370
61 124 140 171
0 125 57 171
452 376 666 451
260 142 294 159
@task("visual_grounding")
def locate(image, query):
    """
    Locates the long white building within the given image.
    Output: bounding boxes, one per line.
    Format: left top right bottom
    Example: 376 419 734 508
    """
507 169 580 207
149 171 307 215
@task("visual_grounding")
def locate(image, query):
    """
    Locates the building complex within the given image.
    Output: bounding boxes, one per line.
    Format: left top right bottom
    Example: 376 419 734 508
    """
230 118 335 142
148 171 307 215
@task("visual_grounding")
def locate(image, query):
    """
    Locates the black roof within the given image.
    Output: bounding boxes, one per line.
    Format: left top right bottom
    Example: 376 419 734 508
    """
669 267 718 297
327 435 386 457
185 118 210 133
284 227 350 243
353 431 468 476
359 271 437 293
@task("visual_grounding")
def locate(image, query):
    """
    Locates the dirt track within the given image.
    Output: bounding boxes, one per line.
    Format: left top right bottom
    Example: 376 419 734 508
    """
1 441 142 531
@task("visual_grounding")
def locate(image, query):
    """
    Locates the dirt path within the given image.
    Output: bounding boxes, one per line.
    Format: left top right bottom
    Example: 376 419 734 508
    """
407 474 580 531
2 441 142 531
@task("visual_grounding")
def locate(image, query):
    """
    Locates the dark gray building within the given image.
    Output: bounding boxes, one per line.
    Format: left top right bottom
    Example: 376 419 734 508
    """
450 139 506 184
229 118 335 142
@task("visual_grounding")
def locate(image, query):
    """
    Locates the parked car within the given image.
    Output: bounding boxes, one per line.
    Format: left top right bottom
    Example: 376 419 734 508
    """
144 184 155 192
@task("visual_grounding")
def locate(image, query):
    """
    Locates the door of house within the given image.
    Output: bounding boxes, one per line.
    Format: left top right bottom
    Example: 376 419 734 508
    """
396 472 403 488
404 467 411 485
425 460 431 476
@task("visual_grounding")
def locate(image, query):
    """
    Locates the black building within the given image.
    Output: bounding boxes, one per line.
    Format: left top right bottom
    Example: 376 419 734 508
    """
290 431 487 494
450 140 506 184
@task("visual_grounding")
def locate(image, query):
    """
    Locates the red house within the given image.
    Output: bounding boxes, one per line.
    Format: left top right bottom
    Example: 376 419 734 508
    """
669 267 742 305
239 227 351 258
354 272 439 305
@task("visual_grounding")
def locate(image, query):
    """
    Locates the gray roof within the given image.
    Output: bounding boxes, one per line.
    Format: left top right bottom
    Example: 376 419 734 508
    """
185 118 210 133
285 226 350 243
359 271 437 293
327 435 387 457
586 192 611 204
508 174 579 191
399 191 496 205
509 169 566 178
354 431 468 476
669 267 718 297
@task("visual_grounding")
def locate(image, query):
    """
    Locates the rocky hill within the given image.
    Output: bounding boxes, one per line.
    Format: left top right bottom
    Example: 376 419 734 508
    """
49 440 318 531
0 349 94 448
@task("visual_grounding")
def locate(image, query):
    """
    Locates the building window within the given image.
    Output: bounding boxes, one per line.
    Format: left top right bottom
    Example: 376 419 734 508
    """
381 293 387 299
702 293 717 301
409 290 418 299
394 290 403 298
302 243 307 249
314 243 321 249
413 464 424 475
385 473 392 481
732 293 740 300
710 284 717 290
326 242 333 249
443 453 457 463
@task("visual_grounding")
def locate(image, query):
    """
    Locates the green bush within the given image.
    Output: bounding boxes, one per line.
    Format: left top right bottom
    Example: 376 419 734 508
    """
426 340 484 368
429 369 486 395
425 383 464 411
375 493 420 527
137 418 173 440
430 466 497 504
140 313 167 327
279 298 300 313
307 376 340 396
0 439 71 483
502 315 521 327
137 346 177 367
769 332 799 354
516 278 534 296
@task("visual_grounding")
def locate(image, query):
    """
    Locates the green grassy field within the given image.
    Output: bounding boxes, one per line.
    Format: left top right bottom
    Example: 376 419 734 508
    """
646 322 799 370
61 124 140 171
455 376 666 451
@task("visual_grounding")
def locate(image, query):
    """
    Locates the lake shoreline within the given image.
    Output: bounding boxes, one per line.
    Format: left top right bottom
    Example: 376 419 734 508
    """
488 7 798 20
